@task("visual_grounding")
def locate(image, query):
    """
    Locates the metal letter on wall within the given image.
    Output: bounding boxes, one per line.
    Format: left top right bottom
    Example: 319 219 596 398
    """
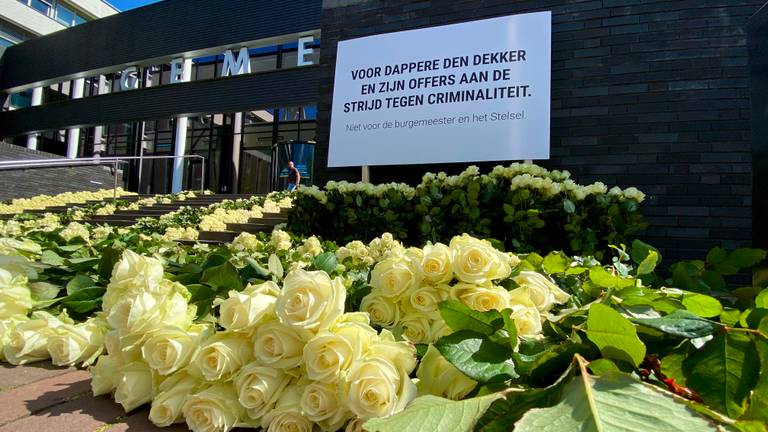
221 47 251 77
170 58 191 84
297 36 315 66
119 66 140 91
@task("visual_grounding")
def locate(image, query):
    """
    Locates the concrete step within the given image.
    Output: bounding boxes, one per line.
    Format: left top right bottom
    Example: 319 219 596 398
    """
198 230 237 243
83 219 136 227
226 222 280 233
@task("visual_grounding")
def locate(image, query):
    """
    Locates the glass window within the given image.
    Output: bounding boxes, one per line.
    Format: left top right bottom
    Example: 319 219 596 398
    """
280 51 298 69
74 14 87 26
55 3 75 26
30 0 52 16
250 55 277 73
0 36 14 48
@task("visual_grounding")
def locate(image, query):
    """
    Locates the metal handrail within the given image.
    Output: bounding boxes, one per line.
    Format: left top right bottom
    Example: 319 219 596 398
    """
0 155 206 198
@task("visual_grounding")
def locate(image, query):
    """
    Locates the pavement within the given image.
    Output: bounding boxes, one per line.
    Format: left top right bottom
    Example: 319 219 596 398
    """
0 362 187 432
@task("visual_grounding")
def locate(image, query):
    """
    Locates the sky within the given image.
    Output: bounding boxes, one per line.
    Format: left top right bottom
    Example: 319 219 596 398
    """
108 0 163 11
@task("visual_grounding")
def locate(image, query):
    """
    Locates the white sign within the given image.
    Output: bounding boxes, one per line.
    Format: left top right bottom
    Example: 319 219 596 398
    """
328 12 551 167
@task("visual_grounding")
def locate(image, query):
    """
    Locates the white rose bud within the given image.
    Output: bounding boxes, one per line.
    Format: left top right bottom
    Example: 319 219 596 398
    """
149 372 198 427
103 250 164 312
344 356 417 419
416 344 477 400
370 256 421 298
107 291 193 341
367 329 418 377
301 381 352 431
183 383 243 432
399 313 438 344
233 363 291 421
0 314 28 361
409 284 449 314
142 324 212 375
276 269 345 332
215 282 279 332
191 332 252 381
450 283 511 312
3 311 64 365
261 385 314 432
509 304 543 337
47 316 107 367
253 321 310 369
90 353 122 396
511 271 570 312
0 268 32 318
449 234 511 284
114 360 156 412
420 243 454 284
360 289 400 327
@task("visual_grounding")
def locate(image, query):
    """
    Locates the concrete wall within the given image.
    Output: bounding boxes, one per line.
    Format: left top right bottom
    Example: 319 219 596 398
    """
0 142 122 201
315 0 760 261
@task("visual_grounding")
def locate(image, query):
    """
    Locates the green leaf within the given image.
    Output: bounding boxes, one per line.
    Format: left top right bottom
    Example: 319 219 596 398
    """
729 248 767 269
706 246 728 266
438 300 500 336
244 257 270 278
682 293 722 318
744 317 768 422
631 310 723 339
98 247 122 281
364 392 502 432
313 252 337 274
66 274 96 295
514 371 717 431
475 363 575 431
201 261 243 292
587 358 620 375
589 266 618 288
542 252 569 274
636 250 659 275
585 303 646 366
61 287 105 314
435 330 517 383
268 254 284 279
631 239 661 265
683 331 760 418
756 288 768 309
40 250 64 266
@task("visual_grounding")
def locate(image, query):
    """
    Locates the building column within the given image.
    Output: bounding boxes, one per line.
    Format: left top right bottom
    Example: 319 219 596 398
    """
171 59 193 193
26 87 43 150
65 78 85 158
93 76 107 156
231 112 243 193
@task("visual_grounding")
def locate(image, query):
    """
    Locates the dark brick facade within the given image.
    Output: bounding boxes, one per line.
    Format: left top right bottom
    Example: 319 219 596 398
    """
315 0 762 261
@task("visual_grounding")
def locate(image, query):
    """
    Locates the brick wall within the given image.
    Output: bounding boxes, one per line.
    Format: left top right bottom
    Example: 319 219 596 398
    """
0 142 123 201
315 0 761 261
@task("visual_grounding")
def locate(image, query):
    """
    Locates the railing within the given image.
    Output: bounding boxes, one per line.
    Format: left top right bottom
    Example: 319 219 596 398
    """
0 155 206 198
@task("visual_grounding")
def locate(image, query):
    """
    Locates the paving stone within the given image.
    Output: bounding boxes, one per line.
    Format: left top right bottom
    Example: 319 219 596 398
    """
0 393 125 432
107 408 188 432
0 369 91 426
0 361 76 392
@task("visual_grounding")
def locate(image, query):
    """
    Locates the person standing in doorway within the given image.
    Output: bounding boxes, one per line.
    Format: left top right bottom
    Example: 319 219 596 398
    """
287 161 301 191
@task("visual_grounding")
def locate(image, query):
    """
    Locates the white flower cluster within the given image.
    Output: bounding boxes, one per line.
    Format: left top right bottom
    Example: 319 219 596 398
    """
59 222 91 243
162 227 200 242
0 188 135 214
361 234 571 345
489 163 571 183
326 181 416 200
296 185 328 204
0 267 108 367
336 233 406 269
91 251 417 432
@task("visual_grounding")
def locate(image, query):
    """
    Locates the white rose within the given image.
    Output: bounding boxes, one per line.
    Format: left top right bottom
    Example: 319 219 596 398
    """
183 383 243 432
399 313 438 344
0 268 32 318
114 360 156 412
370 256 421 298
261 385 314 432
416 344 477 400
344 356 417 419
90 353 122 396
511 271 570 312
360 289 400 327
47 316 107 367
3 311 64 365
107 291 193 341
253 321 310 369
142 324 211 375
420 243 454 284
215 282 279 332
366 329 417 378
103 250 164 311
234 363 291 421
409 284 449 313
301 381 352 431
450 283 511 312
449 234 511 284
149 372 199 427
0 314 28 361
509 305 543 337
191 332 252 381
276 269 345 332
